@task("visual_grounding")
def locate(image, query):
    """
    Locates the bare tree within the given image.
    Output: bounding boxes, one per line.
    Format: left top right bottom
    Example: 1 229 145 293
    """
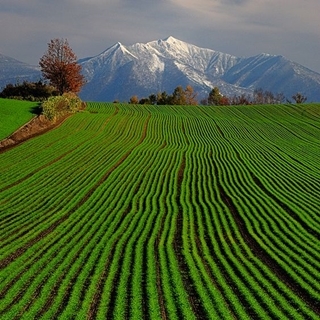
292 92 307 104
185 85 198 105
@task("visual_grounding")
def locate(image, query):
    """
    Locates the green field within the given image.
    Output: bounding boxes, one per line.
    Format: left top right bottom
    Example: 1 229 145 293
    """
0 102 320 319
0 98 39 139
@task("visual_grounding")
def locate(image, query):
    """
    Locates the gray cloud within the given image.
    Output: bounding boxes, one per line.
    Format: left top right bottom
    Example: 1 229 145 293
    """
0 0 319 73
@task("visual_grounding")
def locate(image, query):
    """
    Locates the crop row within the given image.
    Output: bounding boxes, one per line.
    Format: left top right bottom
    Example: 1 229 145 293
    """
0 98 38 140
0 102 319 319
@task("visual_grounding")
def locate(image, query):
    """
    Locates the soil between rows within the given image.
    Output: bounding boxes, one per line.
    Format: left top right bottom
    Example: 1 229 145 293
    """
0 113 71 153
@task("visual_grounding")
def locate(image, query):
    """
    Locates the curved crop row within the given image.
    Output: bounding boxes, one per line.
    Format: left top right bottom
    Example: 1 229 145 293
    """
0 102 319 319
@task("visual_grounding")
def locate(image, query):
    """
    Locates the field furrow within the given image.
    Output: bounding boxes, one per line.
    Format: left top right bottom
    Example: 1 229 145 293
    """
0 102 319 319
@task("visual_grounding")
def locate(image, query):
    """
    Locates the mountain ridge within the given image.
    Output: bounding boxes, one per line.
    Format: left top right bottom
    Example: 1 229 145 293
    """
1 37 320 102
79 36 320 102
0 53 41 88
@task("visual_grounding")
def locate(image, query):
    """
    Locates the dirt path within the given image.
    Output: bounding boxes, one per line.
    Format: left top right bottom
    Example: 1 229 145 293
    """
0 114 71 153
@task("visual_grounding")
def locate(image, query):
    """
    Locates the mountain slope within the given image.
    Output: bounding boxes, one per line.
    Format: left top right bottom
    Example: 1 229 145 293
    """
222 53 320 100
79 37 320 102
0 54 41 89
1 37 320 102
79 36 250 101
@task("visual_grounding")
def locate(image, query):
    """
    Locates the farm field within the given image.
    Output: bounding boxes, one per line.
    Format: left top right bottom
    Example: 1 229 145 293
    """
0 98 39 140
0 102 320 319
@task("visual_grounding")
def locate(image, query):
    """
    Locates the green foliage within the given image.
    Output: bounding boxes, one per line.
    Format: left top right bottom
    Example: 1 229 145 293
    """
41 93 84 121
127 85 307 107
156 91 169 105
0 81 58 101
0 103 320 319
171 85 187 105
129 85 198 105
208 86 223 105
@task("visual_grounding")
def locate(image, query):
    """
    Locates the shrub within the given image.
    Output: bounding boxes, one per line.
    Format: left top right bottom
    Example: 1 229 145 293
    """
0 81 58 101
42 93 84 121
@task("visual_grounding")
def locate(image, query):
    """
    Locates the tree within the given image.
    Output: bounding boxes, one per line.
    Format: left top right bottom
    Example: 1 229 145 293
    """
275 92 286 104
139 97 150 104
292 92 307 104
129 95 139 104
230 94 251 105
171 86 186 105
253 88 286 105
253 88 264 104
39 38 85 95
208 87 223 105
219 96 230 106
157 91 169 105
185 85 198 105
0 80 58 101
200 98 208 105
148 94 157 105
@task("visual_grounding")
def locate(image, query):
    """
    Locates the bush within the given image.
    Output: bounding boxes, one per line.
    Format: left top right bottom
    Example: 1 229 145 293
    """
42 93 84 121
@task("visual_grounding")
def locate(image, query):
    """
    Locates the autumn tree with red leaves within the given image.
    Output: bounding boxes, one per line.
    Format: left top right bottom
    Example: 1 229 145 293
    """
39 38 85 95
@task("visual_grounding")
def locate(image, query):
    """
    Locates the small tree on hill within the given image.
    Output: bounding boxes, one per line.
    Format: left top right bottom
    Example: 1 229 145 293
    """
208 87 223 105
171 86 186 105
148 94 157 105
157 91 169 105
129 95 139 104
39 38 85 95
292 92 307 104
185 85 198 105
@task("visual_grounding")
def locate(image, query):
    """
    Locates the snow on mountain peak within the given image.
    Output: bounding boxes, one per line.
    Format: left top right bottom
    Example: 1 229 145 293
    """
163 36 181 44
164 35 175 41
76 36 320 102
2 37 320 102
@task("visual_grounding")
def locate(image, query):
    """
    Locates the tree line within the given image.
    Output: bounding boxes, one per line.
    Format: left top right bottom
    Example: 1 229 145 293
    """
129 86 307 106
0 81 58 101
0 38 308 106
1 38 85 102
129 85 198 106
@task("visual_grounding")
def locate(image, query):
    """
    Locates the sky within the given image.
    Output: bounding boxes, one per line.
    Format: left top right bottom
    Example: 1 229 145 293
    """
1 0 320 73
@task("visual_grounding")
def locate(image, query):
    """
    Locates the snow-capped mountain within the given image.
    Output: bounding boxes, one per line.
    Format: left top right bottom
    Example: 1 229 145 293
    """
79 36 245 101
0 53 41 90
79 36 320 102
1 37 320 102
222 53 320 99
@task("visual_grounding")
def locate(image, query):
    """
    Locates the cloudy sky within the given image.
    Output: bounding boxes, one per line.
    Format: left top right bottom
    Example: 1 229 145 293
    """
1 0 320 72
